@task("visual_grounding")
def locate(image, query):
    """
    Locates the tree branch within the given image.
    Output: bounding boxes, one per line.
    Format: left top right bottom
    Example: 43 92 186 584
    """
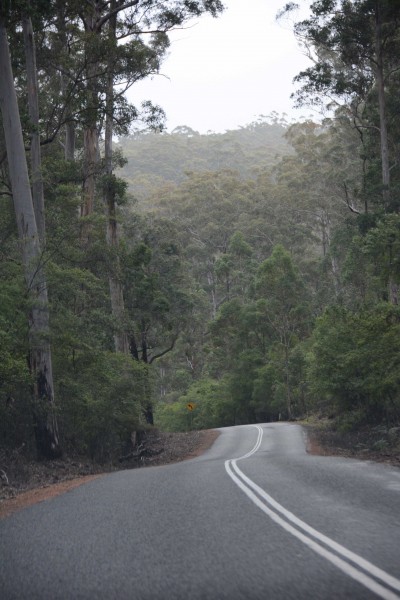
343 182 361 214
149 333 179 364
95 0 139 31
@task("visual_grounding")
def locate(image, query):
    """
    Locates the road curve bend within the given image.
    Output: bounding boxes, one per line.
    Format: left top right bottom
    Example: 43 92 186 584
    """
1 423 400 599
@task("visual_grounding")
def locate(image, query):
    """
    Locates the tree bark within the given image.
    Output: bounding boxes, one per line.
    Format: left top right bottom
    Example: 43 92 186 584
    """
80 7 101 241
22 13 45 243
104 2 129 354
79 1 139 232
56 5 76 161
81 126 98 217
284 344 292 420
375 3 399 303
0 20 61 459
65 121 76 161
374 2 390 205
207 270 217 318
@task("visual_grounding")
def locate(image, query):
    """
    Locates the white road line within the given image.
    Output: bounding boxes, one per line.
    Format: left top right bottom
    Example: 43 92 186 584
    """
225 425 400 600
231 459 400 593
234 424 263 460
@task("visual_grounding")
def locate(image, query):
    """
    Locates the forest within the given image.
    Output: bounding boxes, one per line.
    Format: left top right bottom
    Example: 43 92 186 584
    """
1 0 400 464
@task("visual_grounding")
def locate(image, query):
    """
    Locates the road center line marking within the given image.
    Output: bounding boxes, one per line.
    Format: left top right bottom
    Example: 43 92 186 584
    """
231 461 400 593
225 425 400 600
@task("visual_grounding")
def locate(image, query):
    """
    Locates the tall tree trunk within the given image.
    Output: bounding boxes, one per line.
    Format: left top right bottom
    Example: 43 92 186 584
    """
22 12 45 243
104 3 129 353
81 121 98 246
139 325 154 424
56 5 76 161
375 3 399 303
207 271 217 318
81 127 98 219
80 8 101 241
65 121 76 161
80 1 140 236
388 241 399 305
0 20 61 459
284 344 292 420
375 3 390 204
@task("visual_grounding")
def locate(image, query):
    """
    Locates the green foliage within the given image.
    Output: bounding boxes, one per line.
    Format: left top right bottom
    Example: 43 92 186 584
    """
0 264 33 449
308 304 400 425
155 377 233 432
364 215 400 290
58 352 146 461
252 341 309 422
290 0 400 211
48 262 114 355
204 245 312 424
121 214 195 364
226 349 265 424
100 173 128 206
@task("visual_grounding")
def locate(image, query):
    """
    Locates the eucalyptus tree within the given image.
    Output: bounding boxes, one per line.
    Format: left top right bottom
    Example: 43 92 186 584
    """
22 8 45 242
0 8 61 458
121 214 196 424
149 169 256 317
287 0 400 212
50 1 224 350
66 0 223 223
309 303 400 426
283 0 400 305
214 231 256 303
255 245 311 419
103 0 129 353
23 0 223 354
270 118 365 302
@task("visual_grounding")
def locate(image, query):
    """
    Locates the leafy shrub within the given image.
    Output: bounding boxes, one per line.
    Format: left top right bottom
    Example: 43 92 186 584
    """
0 268 34 451
57 352 147 461
156 377 234 431
308 304 400 425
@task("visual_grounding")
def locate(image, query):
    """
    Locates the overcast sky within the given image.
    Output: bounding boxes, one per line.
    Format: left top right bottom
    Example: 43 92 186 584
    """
128 0 313 133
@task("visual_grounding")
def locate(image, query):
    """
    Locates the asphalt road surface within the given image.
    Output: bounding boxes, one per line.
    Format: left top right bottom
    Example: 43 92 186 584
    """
1 423 400 599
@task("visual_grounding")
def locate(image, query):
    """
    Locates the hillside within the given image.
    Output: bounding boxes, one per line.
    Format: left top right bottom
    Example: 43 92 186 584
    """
117 119 291 202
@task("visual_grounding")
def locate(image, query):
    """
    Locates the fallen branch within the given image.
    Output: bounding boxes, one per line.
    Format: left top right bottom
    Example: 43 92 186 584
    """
118 443 145 463
0 469 9 485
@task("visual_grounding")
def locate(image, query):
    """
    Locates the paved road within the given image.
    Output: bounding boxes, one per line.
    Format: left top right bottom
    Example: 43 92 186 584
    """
1 423 400 599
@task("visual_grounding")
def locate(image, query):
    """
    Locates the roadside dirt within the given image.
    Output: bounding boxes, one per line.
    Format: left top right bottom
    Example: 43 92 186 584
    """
2 423 399 521
0 428 220 520
305 422 400 467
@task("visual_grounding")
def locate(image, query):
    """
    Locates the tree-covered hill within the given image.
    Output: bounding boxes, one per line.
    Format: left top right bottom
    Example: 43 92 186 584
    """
117 117 291 201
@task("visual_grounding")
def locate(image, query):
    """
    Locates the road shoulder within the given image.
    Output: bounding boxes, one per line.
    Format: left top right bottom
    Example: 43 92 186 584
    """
0 429 220 520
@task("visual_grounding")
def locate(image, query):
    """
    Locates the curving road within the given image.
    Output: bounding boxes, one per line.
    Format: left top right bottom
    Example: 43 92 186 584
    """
1 423 400 599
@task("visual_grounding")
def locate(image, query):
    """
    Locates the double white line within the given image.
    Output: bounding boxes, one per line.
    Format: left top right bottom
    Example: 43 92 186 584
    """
225 425 400 600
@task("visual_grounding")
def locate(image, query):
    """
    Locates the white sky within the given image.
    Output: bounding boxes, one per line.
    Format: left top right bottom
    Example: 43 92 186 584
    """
128 0 313 133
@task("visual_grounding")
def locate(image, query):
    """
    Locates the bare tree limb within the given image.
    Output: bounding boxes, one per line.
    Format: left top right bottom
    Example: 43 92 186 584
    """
95 0 139 32
149 333 179 364
343 182 361 214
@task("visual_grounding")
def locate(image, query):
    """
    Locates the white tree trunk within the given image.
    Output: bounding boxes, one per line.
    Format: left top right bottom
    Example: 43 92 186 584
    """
22 14 45 243
104 4 129 353
375 4 390 201
0 20 61 459
56 4 76 161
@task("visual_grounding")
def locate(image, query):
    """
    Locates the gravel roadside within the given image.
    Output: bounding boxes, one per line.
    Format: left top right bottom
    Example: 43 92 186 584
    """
0 429 219 519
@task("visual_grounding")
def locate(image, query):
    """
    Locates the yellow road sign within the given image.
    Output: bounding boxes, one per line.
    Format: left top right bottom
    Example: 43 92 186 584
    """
187 402 196 411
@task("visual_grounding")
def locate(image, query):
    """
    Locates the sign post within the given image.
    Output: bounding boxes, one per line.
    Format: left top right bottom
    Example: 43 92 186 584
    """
186 403 196 429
